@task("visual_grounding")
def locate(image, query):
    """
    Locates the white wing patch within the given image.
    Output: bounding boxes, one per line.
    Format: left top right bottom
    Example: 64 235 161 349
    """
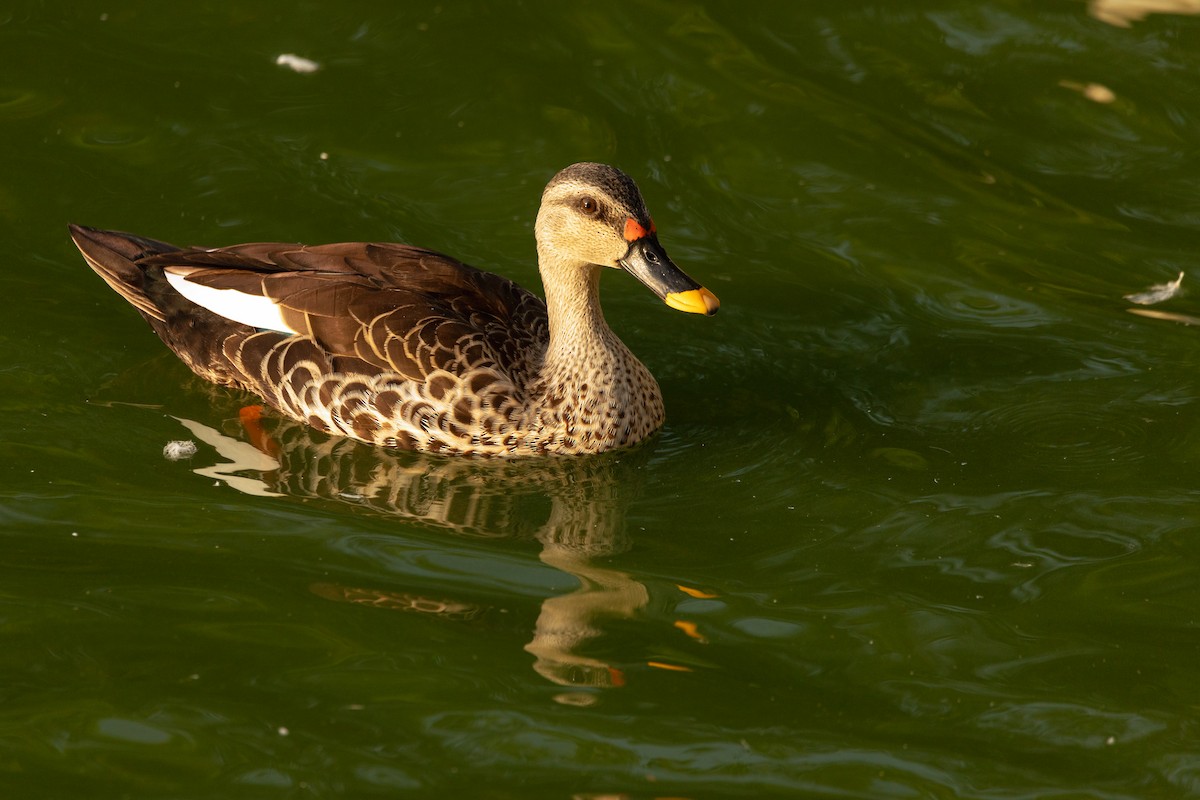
165 267 300 334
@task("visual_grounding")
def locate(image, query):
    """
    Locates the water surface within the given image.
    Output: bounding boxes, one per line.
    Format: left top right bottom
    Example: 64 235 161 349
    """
5 1 1200 797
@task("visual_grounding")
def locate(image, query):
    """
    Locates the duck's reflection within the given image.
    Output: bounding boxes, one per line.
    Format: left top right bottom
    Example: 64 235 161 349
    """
173 408 648 691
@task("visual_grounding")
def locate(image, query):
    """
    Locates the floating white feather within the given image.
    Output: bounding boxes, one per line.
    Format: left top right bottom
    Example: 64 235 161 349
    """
162 439 197 460
1125 271 1184 305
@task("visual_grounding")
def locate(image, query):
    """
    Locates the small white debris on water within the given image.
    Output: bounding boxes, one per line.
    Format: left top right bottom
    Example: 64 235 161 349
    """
277 726 290 736
1090 0 1200 28
1058 79 1117 104
1125 271 1184 305
275 53 320 73
1127 308 1200 326
162 440 198 461
1083 83 1117 103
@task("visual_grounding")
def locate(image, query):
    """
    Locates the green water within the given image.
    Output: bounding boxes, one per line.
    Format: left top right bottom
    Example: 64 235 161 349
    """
5 1 1200 796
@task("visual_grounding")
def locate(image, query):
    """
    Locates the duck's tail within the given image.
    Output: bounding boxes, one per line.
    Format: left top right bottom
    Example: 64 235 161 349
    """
68 223 272 390
68 224 180 322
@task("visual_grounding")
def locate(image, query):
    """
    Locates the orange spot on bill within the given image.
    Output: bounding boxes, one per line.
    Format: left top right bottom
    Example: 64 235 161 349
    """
676 584 719 599
647 661 693 673
607 666 626 688
673 620 707 643
623 217 650 241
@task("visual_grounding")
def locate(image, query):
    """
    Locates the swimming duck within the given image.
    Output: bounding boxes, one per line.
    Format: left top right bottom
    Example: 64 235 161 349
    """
70 162 718 456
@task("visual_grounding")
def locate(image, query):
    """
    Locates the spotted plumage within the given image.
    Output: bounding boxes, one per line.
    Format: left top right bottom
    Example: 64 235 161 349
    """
70 162 719 456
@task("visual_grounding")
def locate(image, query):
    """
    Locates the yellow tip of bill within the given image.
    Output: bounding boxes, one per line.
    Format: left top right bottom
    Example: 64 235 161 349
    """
665 287 720 316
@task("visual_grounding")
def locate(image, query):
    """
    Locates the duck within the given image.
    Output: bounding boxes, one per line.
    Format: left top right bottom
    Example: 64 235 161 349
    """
70 162 719 456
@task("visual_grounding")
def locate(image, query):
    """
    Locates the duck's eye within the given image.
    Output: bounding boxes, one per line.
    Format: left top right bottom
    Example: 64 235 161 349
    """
577 196 600 216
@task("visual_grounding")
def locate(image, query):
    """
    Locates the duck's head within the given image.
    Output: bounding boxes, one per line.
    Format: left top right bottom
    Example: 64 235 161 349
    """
535 162 719 316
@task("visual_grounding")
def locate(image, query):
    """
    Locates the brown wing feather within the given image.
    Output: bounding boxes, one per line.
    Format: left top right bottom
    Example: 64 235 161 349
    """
72 227 552 449
138 240 548 381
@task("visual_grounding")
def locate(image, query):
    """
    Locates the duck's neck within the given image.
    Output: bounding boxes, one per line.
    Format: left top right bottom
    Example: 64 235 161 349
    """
538 253 625 375
529 249 665 452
